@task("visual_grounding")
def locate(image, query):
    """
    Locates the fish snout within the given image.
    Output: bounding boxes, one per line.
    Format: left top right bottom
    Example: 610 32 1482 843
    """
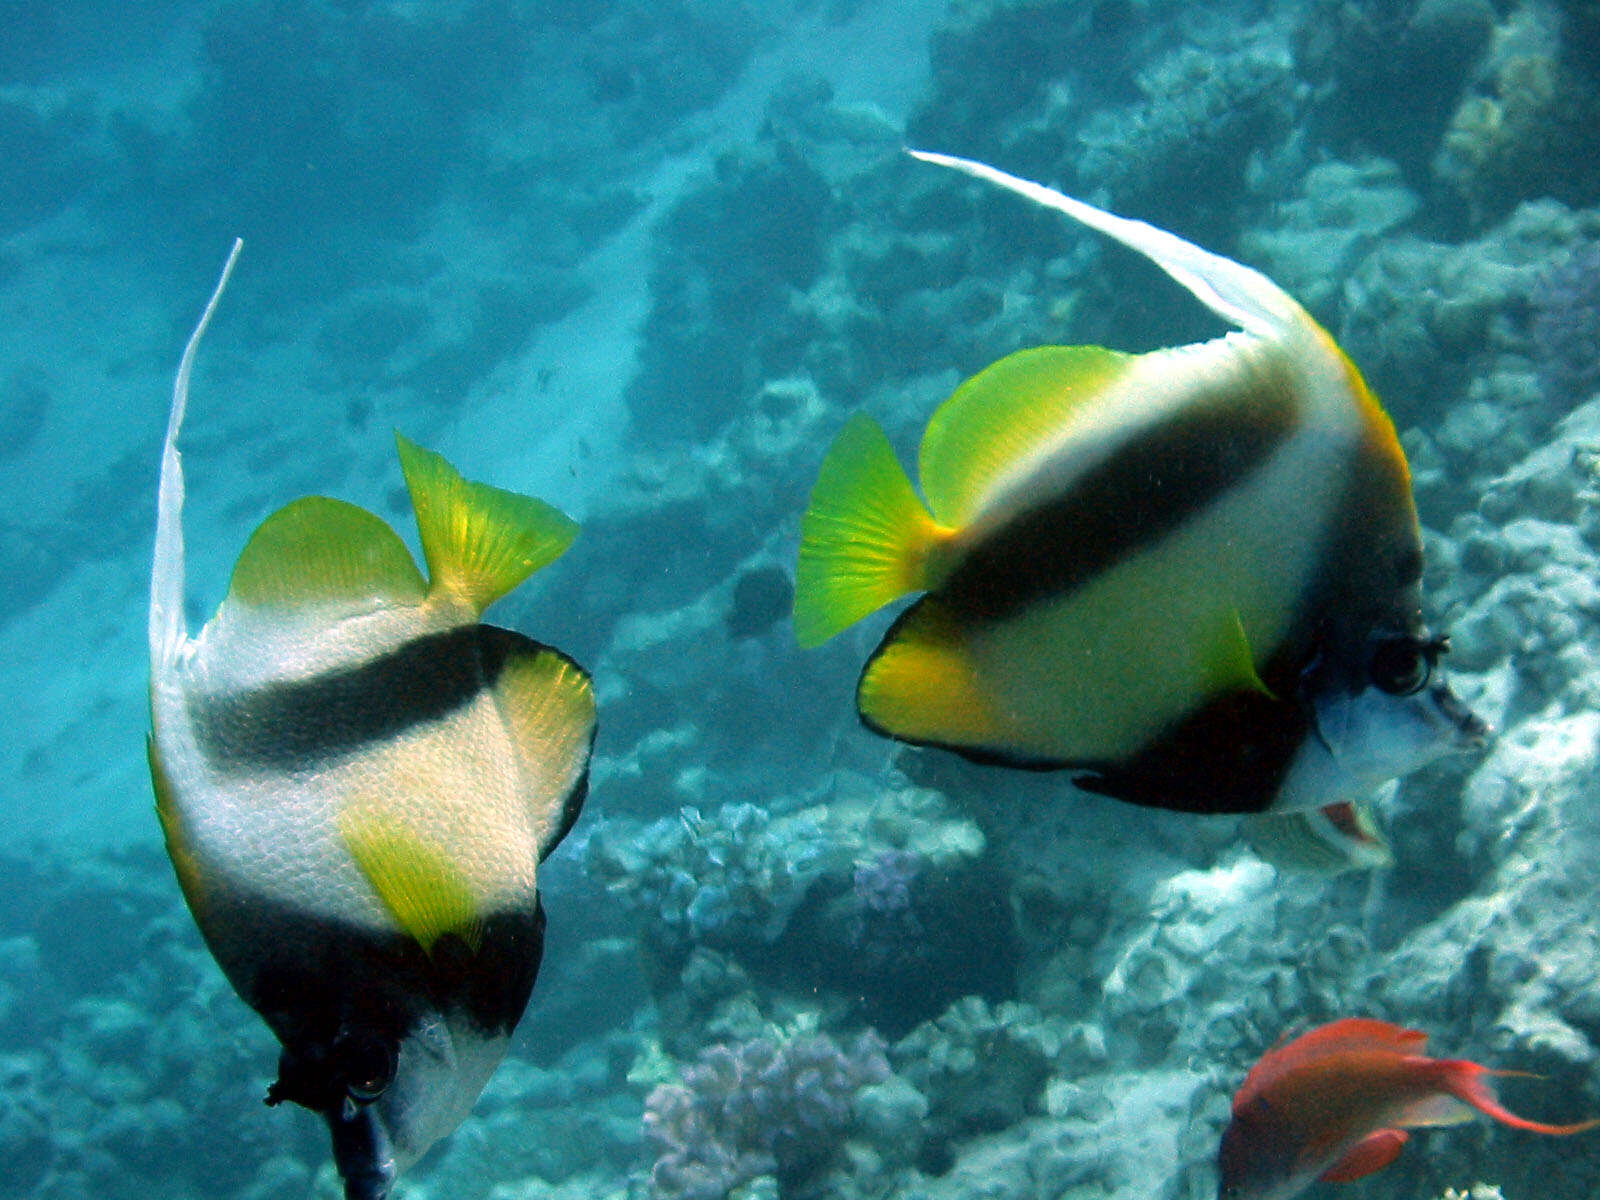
326 1103 396 1200
1430 681 1490 750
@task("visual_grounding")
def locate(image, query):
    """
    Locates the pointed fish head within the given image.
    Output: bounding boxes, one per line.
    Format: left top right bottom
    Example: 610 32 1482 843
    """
1278 628 1488 811
1216 1099 1314 1200
270 1002 508 1200
269 1021 400 1200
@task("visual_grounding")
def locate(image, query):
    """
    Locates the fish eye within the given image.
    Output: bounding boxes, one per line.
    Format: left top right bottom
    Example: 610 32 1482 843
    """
1368 634 1445 696
334 1031 397 1104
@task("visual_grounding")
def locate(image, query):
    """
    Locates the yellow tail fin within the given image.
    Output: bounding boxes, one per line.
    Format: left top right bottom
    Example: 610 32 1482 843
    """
793 413 945 648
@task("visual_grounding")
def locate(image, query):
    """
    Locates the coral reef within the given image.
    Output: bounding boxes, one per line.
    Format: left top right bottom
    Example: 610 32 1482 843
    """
1294 0 1495 177
1239 157 1420 316
10 0 1600 1198
1530 239 1600 409
642 1030 891 1199
1433 4 1600 226
626 134 834 442
0 848 315 1200
893 998 1056 1146
584 778 1005 1038
1076 37 1296 241
584 802 833 961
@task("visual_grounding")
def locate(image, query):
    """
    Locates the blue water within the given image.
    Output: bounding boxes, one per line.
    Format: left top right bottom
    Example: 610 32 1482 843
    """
4 1 1600 1198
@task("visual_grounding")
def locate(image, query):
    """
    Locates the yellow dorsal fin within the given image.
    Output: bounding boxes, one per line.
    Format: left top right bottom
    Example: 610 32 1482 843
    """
491 637 596 860
918 345 1131 526
396 434 579 615
227 496 427 612
794 413 947 648
340 814 483 954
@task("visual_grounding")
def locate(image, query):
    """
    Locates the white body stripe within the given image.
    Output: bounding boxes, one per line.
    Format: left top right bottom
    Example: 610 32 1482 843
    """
153 672 543 927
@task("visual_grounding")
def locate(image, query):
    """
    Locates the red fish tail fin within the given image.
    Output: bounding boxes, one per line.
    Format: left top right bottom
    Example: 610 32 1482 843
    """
1429 1059 1600 1135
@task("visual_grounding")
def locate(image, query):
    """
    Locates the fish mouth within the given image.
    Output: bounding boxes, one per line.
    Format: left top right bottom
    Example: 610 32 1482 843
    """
326 1102 396 1200
1431 682 1491 750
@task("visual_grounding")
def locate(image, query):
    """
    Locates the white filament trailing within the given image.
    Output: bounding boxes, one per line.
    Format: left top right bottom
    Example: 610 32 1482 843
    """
905 149 1301 339
150 238 243 672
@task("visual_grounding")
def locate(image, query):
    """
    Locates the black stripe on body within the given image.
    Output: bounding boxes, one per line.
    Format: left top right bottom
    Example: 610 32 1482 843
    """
864 665 1308 813
938 373 1300 624
194 624 535 770
1068 684 1311 813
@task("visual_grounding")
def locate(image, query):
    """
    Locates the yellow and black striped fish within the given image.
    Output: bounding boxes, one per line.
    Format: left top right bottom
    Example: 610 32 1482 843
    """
794 153 1485 816
148 244 596 1200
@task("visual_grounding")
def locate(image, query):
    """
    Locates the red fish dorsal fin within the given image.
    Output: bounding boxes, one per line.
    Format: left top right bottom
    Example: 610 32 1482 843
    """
1319 1128 1410 1182
1237 1019 1428 1109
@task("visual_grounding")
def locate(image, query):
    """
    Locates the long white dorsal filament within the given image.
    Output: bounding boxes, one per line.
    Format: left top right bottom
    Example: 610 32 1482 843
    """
150 238 243 670
905 149 1301 339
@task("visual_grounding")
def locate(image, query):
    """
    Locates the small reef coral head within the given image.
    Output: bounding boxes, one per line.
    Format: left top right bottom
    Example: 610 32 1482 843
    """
147 244 596 1199
585 802 831 954
1217 1017 1600 1200
1530 238 1600 408
793 150 1483 817
643 1030 891 1200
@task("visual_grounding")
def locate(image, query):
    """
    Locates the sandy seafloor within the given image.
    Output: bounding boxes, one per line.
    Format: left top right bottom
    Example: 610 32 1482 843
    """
4 1 1600 1198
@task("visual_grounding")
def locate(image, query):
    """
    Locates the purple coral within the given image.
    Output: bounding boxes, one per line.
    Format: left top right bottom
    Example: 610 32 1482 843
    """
852 850 920 917
847 850 924 960
1531 240 1600 410
643 1031 890 1200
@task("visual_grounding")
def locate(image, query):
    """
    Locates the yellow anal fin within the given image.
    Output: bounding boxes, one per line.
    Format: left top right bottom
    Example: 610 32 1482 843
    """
857 599 1019 754
341 815 483 955
919 344 1130 527
227 496 427 613
491 635 596 861
795 413 946 648
396 434 579 615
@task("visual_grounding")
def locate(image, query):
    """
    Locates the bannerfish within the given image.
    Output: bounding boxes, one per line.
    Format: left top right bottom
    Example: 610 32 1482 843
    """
148 242 597 1200
793 151 1486 815
1218 1017 1599 1200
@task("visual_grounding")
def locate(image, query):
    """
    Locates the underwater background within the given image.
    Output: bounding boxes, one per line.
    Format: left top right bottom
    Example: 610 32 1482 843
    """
4 0 1600 1197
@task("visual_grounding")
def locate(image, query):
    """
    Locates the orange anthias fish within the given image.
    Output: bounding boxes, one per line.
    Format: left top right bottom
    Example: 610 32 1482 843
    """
1218 1018 1599 1200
